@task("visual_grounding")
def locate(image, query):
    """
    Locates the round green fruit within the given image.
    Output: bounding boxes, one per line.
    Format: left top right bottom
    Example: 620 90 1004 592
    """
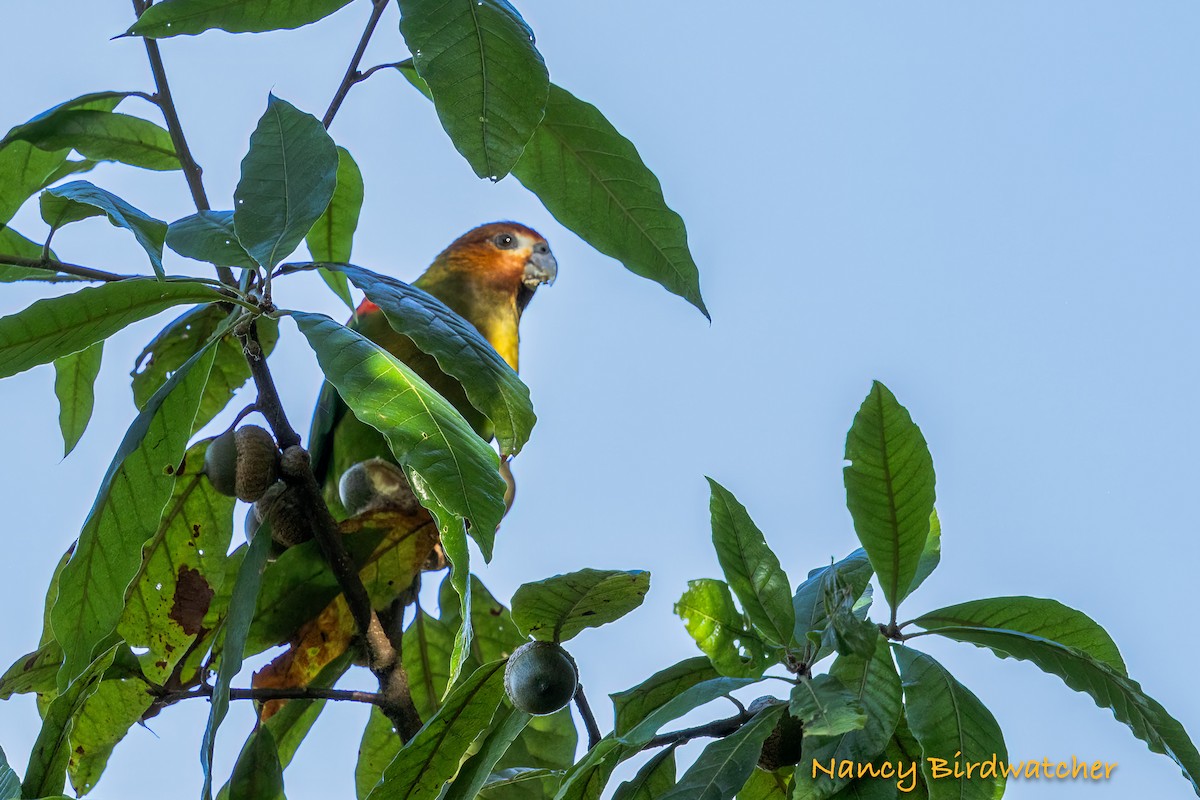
204 425 278 502
504 641 578 716
338 458 417 516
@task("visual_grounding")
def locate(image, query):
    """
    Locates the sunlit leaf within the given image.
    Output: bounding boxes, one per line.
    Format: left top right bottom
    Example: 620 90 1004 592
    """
312 262 536 457
444 707 532 800
53 339 219 689
611 657 718 739
117 440 235 683
66 676 154 796
790 674 866 738
675 578 771 678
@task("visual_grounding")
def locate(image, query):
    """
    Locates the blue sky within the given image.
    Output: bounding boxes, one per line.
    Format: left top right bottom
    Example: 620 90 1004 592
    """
1 2 1198 798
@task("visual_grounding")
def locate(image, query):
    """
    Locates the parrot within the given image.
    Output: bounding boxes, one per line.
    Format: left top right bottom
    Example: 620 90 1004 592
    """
306 221 558 518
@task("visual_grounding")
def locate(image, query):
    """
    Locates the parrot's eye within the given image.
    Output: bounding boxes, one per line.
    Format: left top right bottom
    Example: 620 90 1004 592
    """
493 233 517 249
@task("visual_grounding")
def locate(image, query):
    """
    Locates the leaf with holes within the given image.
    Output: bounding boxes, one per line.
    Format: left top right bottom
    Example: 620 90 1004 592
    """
511 569 649 643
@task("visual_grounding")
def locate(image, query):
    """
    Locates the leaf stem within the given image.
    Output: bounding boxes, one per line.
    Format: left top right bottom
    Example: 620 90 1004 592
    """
573 685 602 750
644 710 754 750
155 684 385 706
322 0 391 129
129 0 236 287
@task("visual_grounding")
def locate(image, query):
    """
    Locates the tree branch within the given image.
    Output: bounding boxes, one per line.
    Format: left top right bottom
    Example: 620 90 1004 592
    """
155 684 384 707
645 711 753 750
573 685 602 750
238 321 423 740
322 0 390 129
130 0 236 287
1 254 127 282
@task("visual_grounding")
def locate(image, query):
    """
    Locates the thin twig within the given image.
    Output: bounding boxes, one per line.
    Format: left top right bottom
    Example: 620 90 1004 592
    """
238 321 423 740
322 0 390 129
155 684 384 707
1 254 127 282
645 711 754 750
573 685 602 751
129 0 236 287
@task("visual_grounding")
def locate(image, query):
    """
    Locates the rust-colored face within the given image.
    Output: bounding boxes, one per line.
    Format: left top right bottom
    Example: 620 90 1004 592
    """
433 222 558 300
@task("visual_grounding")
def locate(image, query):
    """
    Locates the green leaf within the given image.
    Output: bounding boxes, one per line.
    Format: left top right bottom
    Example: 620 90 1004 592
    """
202 527 274 800
132 305 278 434
658 705 785 800
511 569 649 643
52 338 219 689
790 675 866 737
910 625 1200 792
737 769 790 800
43 181 170 278
893 646 1006 800
403 609 455 720
512 84 706 318
397 65 707 316
907 510 940 598
675 578 772 678
54 341 103 456
167 211 256 269
611 657 719 738
397 0 547 180
267 651 354 770
289 310 505 556
618 676 759 748
843 381 936 613
235 95 338 269
1 92 129 149
795 639 902 800
612 747 676 800
228 725 285 800
316 262 537 457
444 706 531 800
356 708 402 800
22 643 119 798
441 517 474 688
117 439 236 683
128 0 354 37
0 745 21 800
11 111 179 171
792 550 873 664
0 226 59 283
366 660 506 800
553 737 628 800
0 642 62 700
912 596 1126 673
306 146 362 307
66 675 154 796
707 479 793 648
480 767 563 798
0 141 73 224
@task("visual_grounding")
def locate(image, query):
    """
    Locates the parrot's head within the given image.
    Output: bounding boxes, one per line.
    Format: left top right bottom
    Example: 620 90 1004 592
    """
418 222 557 315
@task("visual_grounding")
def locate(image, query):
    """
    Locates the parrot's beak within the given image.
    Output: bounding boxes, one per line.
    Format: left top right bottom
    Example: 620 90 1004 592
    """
523 247 558 289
